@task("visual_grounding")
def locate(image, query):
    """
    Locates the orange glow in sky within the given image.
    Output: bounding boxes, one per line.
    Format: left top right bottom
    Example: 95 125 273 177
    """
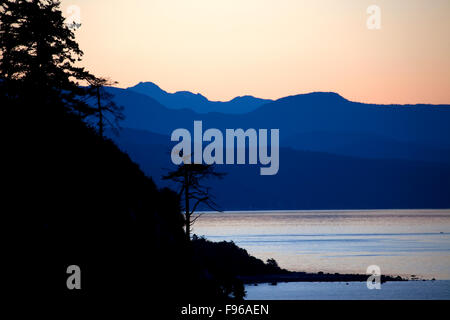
62 0 450 104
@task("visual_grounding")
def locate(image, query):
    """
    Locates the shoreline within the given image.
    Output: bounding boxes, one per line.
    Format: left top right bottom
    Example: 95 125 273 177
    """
238 271 411 285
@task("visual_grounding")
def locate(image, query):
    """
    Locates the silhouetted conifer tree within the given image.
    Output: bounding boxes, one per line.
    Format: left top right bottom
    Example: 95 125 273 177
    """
85 77 124 137
163 163 225 241
0 0 93 117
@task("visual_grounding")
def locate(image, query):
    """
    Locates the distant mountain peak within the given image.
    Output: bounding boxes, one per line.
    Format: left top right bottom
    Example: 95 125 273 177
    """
134 81 163 90
310 92 346 100
297 91 345 99
275 92 348 105
174 90 208 99
130 82 167 97
229 95 259 102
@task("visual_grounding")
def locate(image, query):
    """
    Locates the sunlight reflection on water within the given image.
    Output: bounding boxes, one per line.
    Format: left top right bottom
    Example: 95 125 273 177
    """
194 210 450 279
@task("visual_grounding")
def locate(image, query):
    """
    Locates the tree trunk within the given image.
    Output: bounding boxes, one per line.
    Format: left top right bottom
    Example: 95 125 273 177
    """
96 86 103 137
184 168 190 241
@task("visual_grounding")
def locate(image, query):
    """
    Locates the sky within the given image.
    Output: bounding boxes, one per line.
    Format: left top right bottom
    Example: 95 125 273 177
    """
61 0 450 104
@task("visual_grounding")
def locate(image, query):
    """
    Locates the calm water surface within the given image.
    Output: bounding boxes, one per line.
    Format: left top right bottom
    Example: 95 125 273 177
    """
194 210 450 280
244 281 450 300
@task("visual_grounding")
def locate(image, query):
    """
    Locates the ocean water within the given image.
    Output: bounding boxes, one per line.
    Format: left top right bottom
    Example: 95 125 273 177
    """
193 210 450 280
244 281 450 300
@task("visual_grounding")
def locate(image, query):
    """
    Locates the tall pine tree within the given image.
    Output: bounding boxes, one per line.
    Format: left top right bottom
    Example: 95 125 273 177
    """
0 0 95 117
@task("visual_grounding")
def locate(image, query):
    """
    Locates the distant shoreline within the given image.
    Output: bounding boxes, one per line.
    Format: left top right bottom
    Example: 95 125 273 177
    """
238 272 412 285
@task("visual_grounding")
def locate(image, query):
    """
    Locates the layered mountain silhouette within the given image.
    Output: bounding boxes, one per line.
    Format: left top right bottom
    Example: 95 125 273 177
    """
109 127 450 210
104 84 450 210
127 82 273 114
109 87 450 161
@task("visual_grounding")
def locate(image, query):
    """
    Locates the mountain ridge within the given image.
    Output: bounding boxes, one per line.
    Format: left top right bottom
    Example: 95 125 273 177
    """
99 85 450 210
127 81 273 114
105 86 450 156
